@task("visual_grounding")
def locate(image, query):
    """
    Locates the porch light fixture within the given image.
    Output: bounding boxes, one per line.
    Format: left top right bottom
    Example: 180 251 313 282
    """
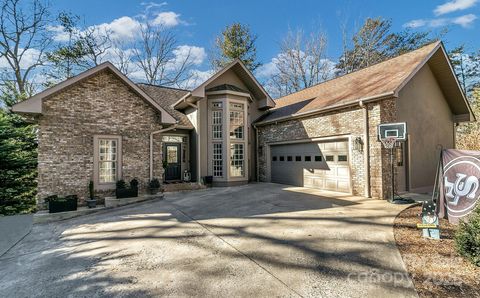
354 137 364 152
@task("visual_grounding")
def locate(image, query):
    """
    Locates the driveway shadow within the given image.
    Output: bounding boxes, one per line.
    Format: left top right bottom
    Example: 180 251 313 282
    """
166 182 359 221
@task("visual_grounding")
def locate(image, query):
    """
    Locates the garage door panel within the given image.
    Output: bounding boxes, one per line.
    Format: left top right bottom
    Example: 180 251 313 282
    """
270 140 351 193
337 166 349 177
337 180 350 192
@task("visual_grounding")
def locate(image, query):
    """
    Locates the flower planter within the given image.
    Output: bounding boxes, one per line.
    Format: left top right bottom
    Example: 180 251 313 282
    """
48 196 78 213
148 187 160 195
115 188 138 199
85 199 97 208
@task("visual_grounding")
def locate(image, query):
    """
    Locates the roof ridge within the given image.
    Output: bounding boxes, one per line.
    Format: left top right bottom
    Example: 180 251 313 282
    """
137 82 190 92
275 40 441 103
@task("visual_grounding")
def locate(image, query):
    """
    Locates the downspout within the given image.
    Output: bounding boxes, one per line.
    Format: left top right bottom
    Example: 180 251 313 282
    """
150 124 178 180
253 124 259 182
359 100 371 198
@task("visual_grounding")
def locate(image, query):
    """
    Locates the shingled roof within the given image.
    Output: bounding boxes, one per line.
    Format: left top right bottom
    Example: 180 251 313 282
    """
137 84 194 129
257 41 467 124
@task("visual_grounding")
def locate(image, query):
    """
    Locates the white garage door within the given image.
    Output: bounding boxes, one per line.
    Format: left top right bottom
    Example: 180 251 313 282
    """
270 140 351 193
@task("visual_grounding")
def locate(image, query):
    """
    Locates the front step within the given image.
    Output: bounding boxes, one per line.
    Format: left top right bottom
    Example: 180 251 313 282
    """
162 182 206 192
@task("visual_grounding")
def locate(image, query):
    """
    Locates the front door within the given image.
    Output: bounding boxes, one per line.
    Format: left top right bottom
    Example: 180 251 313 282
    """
164 143 181 181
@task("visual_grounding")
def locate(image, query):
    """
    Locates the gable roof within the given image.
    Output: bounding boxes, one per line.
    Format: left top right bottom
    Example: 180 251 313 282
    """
11 62 177 124
137 83 193 129
257 41 474 124
173 59 275 110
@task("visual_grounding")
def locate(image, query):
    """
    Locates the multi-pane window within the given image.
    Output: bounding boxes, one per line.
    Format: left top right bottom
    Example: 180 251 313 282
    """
230 143 244 177
99 139 117 183
213 143 223 177
212 110 222 139
229 103 244 139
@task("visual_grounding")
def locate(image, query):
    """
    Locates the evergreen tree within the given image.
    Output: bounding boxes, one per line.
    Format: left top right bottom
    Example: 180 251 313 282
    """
212 23 261 71
0 107 37 215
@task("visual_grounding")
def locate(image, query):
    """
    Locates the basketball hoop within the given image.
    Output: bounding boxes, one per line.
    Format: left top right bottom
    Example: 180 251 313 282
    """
380 136 398 149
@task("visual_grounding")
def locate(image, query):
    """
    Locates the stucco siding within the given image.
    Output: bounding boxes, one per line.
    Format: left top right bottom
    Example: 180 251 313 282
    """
396 64 454 191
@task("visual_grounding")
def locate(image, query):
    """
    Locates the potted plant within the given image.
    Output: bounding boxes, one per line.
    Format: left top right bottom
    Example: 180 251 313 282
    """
130 178 139 190
45 195 78 213
85 181 97 208
115 178 139 198
148 178 161 195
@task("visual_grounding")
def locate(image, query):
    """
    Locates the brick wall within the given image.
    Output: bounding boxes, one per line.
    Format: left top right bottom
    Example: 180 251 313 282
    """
37 69 164 208
257 100 396 199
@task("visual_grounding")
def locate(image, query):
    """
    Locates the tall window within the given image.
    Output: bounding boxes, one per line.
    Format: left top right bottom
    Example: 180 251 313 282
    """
230 143 244 177
213 143 223 177
212 103 223 139
229 103 244 139
99 139 117 183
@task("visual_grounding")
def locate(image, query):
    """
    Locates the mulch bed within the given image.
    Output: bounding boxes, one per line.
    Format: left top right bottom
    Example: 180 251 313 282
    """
394 205 480 297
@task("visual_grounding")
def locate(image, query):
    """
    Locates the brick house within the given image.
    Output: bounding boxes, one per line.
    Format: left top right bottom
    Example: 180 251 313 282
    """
12 41 474 208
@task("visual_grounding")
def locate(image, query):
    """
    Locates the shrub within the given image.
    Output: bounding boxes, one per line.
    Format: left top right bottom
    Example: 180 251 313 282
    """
0 110 37 215
455 205 480 266
88 180 94 199
116 180 127 189
149 178 160 189
130 178 139 190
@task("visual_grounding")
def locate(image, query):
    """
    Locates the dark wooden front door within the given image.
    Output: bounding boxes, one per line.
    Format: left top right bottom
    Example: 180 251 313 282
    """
164 143 181 181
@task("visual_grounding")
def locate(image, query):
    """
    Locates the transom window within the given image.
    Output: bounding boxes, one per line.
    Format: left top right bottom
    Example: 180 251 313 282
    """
162 136 184 143
212 110 222 139
230 143 244 177
99 139 117 183
230 103 243 109
213 143 223 177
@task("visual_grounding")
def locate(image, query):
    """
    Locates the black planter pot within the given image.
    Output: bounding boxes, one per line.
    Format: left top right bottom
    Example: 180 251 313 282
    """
115 188 138 198
204 175 213 186
86 199 97 208
148 187 160 195
48 197 78 213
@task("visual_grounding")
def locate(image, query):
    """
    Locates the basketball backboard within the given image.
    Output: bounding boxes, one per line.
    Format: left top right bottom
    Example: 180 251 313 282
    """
378 122 407 141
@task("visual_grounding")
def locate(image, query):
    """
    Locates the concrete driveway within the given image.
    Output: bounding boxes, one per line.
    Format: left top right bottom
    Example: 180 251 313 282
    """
0 183 417 297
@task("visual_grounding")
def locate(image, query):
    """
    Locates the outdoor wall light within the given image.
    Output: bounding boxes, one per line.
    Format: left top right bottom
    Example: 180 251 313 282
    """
354 137 364 152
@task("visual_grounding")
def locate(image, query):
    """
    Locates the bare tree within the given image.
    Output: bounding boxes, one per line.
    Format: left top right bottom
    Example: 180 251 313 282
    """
0 0 51 96
132 23 194 86
336 17 394 75
110 40 133 76
267 28 332 97
79 25 112 68
337 17 440 75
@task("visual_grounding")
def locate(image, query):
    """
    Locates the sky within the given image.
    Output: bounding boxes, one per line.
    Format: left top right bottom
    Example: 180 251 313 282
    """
10 0 480 89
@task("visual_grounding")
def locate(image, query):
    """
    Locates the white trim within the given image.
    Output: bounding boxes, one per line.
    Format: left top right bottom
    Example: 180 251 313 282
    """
93 135 122 191
206 89 252 99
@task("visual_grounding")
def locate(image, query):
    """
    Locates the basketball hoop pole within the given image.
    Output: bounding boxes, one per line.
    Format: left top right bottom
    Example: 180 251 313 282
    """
380 136 398 202
390 146 395 203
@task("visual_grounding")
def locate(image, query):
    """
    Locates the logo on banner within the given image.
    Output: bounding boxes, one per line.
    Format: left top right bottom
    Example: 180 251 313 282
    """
443 156 480 219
